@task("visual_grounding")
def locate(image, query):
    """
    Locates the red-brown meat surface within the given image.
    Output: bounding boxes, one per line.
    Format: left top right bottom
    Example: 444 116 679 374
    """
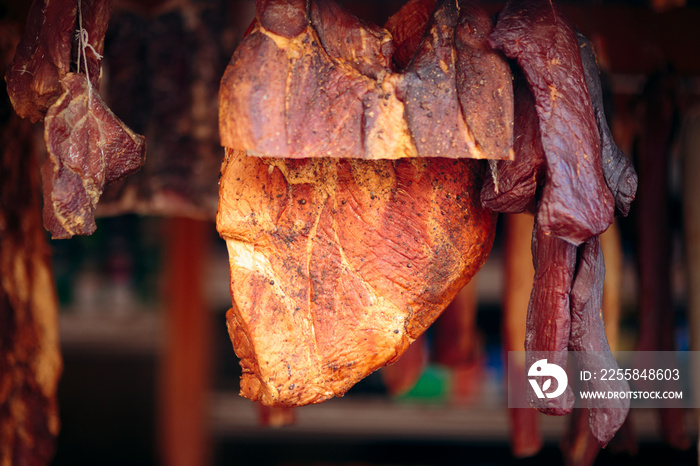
490 0 614 245
217 150 495 406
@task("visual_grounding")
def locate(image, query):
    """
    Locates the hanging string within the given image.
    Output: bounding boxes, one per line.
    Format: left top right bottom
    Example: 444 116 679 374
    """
76 0 103 99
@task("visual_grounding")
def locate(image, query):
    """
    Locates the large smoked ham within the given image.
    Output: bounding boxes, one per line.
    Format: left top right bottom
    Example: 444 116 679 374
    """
217 0 506 406
217 151 495 406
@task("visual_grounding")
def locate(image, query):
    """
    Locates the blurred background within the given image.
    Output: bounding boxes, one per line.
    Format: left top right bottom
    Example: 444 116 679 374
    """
3 0 700 465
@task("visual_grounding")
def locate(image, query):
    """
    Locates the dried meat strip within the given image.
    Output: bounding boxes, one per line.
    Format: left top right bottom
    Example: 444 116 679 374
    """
569 236 630 447
5 0 111 123
490 0 614 245
578 33 637 217
481 72 545 214
525 218 576 415
5 0 77 122
41 73 145 239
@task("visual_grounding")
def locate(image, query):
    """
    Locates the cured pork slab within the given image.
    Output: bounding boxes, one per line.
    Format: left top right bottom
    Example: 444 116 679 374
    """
217 0 507 407
217 151 495 406
219 0 513 161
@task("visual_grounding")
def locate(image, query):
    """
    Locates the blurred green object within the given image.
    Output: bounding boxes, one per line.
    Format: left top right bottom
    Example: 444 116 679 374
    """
396 364 451 403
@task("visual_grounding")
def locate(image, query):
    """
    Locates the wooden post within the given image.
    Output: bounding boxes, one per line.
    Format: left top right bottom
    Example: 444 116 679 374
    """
601 221 623 351
159 217 212 466
502 213 542 458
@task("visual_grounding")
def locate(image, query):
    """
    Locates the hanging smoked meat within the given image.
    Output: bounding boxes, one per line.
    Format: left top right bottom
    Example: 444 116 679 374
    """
486 0 636 448
489 0 614 246
525 218 577 415
4 0 78 123
382 0 495 399
577 34 637 218
217 0 510 407
41 72 145 238
568 236 630 446
4 0 146 239
0 18 62 465
480 69 545 214
562 36 637 465
97 0 241 220
6 0 108 120
219 0 513 162
218 152 495 406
